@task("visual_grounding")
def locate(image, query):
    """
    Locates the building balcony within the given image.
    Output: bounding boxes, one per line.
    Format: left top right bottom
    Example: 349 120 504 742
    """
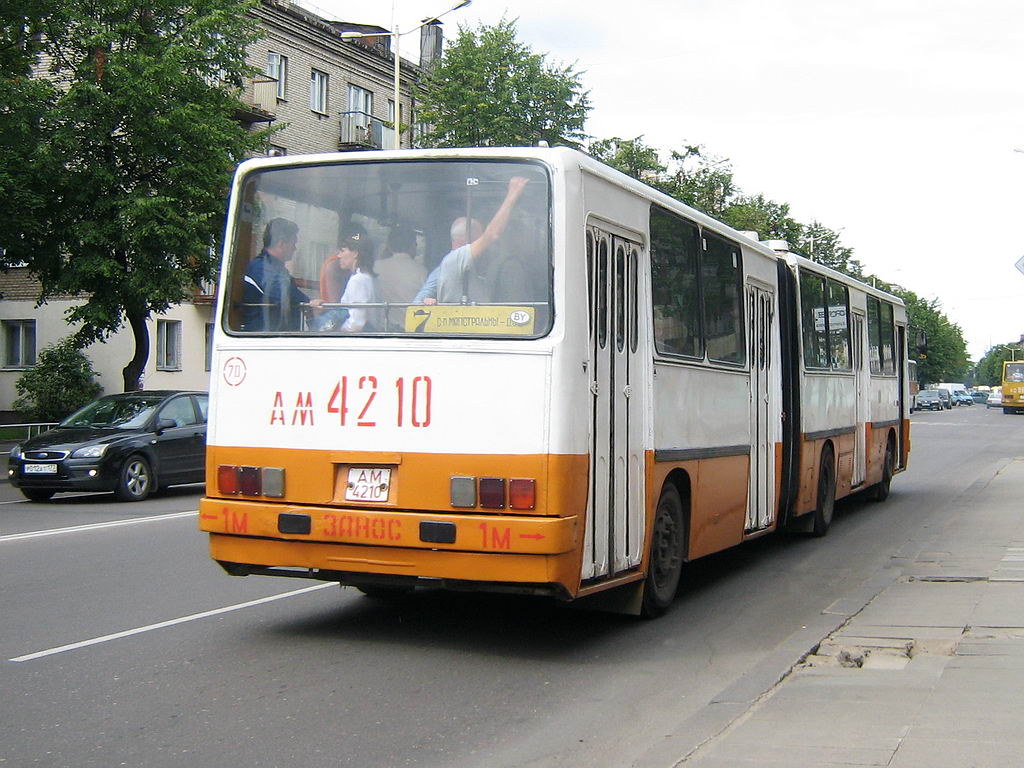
338 111 395 150
235 77 278 124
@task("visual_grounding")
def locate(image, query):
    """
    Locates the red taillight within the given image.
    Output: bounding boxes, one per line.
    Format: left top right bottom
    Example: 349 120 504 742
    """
509 478 535 509
218 465 240 495
478 477 506 509
239 466 261 496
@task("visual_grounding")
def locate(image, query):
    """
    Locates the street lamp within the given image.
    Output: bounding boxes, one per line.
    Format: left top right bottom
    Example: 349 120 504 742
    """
341 0 471 150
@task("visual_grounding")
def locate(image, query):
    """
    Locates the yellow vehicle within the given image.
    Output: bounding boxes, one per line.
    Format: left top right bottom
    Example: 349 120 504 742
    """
1001 361 1024 414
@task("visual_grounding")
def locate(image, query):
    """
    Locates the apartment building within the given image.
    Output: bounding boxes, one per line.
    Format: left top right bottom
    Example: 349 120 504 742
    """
0 0 441 416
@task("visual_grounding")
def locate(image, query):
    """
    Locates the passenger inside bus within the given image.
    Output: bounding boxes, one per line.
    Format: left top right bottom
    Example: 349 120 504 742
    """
242 218 321 331
332 233 382 332
375 225 427 328
424 176 529 304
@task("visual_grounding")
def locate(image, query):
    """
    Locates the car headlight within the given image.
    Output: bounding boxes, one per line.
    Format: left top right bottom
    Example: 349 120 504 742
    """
72 444 109 459
10 443 22 459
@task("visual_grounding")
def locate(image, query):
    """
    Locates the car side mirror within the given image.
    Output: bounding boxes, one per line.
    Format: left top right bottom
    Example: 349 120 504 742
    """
155 417 177 433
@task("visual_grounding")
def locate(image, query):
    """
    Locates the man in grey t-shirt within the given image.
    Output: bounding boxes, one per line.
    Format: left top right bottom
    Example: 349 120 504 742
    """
432 176 529 304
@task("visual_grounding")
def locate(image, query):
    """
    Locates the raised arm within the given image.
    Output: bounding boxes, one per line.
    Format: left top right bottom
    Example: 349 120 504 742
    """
468 177 529 263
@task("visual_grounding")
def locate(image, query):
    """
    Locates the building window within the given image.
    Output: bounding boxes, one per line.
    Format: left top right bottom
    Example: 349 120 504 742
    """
348 84 372 128
3 320 36 368
267 144 287 157
310 69 329 114
156 320 182 371
266 52 288 99
205 323 214 372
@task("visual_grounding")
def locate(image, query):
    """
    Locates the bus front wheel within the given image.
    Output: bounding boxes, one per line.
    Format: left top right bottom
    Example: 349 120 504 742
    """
641 483 686 619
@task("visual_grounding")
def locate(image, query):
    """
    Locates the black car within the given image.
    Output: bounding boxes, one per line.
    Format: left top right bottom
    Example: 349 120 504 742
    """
8 390 208 502
915 389 944 411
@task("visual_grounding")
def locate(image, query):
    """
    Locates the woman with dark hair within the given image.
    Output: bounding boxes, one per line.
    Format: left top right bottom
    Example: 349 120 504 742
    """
334 233 382 332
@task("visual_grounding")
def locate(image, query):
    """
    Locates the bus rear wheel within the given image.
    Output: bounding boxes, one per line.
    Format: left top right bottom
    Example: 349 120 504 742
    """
870 439 895 503
641 483 685 619
811 445 836 538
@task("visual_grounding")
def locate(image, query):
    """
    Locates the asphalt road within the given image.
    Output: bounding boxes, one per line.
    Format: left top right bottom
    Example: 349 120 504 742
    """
2 403 1021 768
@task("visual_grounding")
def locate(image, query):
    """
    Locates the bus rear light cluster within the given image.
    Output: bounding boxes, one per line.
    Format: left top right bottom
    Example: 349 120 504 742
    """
218 465 285 498
450 476 535 510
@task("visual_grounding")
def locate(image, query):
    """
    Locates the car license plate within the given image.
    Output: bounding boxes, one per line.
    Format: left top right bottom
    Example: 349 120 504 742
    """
345 467 391 502
24 463 57 475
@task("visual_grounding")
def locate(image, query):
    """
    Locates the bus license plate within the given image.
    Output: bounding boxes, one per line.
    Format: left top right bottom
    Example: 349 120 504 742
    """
24 463 58 474
345 467 391 502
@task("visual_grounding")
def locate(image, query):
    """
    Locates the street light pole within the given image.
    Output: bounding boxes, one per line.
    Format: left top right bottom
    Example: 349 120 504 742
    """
342 1 471 151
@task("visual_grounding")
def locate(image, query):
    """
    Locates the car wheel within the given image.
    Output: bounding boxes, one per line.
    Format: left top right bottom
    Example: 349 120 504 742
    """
641 483 686 618
115 454 153 502
21 488 55 502
811 444 837 537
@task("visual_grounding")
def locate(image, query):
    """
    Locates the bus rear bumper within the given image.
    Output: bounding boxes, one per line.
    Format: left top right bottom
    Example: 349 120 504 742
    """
200 497 581 596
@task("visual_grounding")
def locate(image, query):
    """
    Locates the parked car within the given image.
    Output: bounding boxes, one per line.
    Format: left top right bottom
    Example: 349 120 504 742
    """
7 390 208 502
916 389 945 411
953 390 974 406
936 389 953 409
987 389 1003 408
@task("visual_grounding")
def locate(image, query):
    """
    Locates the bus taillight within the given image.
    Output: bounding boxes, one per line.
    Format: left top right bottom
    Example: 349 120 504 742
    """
217 465 285 498
218 465 240 495
509 478 536 510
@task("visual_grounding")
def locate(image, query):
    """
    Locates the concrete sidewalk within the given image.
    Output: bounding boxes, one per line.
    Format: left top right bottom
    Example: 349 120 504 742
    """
644 457 1024 768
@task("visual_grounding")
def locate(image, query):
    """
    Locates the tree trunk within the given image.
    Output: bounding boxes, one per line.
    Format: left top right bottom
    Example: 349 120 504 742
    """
121 309 150 392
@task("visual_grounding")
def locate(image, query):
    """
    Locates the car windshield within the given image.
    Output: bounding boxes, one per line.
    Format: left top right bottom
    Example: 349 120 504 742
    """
60 395 168 429
223 159 552 338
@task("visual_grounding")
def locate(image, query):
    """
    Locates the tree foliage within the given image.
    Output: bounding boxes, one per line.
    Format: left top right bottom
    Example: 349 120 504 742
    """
1 0 271 390
14 339 102 421
883 287 970 384
792 221 863 277
416 18 590 148
975 343 1023 387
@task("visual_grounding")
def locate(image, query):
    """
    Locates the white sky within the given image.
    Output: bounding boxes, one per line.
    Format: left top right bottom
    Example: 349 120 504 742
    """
318 0 1024 360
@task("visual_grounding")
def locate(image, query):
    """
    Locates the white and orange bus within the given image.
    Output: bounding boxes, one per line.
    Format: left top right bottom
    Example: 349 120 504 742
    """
200 147 910 617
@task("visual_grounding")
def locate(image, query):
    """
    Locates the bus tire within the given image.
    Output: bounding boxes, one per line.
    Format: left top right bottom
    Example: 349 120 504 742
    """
870 438 895 503
641 483 686 619
811 445 836 538
354 584 415 599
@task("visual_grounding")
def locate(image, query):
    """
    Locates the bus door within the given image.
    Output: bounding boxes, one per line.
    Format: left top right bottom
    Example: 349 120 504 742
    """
583 226 645 580
852 311 867 486
746 284 776 531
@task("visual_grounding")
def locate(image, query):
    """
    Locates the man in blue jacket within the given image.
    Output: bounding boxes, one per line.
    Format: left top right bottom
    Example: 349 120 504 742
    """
241 218 314 331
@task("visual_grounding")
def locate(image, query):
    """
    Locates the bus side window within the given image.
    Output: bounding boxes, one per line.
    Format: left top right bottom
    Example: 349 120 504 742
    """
649 205 702 358
702 233 744 365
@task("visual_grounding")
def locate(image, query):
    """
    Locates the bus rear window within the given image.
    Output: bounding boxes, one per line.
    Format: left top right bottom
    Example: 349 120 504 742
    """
223 160 551 338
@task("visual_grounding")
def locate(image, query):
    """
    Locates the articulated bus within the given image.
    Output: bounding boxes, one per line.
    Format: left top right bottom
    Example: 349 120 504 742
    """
1001 361 1024 414
200 147 910 617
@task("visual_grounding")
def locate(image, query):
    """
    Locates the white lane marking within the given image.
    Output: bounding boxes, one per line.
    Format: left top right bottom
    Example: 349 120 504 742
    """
0 510 199 543
9 583 335 662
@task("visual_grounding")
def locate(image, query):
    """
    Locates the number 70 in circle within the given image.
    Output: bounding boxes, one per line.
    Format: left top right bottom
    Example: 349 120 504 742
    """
327 375 432 427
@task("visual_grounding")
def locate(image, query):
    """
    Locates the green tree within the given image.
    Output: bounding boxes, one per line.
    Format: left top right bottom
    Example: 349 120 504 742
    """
657 144 737 219
887 287 969 384
416 18 590 148
589 136 665 180
793 221 864 277
2 0 271 390
975 343 1023 386
14 339 102 421
723 194 802 247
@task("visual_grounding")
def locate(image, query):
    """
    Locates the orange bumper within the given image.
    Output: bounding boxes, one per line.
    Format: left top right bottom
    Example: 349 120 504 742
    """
200 497 581 588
